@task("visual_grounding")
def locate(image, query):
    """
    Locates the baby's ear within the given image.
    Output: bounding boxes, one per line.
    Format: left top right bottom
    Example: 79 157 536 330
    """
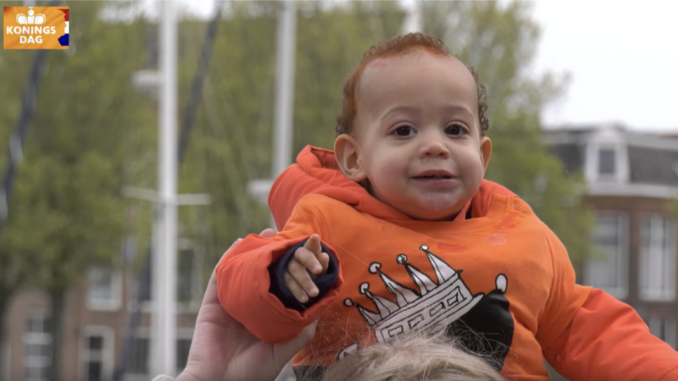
479 136 492 174
334 134 367 182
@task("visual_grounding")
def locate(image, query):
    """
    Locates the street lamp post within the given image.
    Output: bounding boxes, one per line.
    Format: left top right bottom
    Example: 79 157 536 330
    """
129 1 209 377
153 0 179 375
403 0 422 33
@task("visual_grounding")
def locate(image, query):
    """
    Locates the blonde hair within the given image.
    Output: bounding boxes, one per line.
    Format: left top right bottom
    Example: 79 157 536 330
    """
320 330 505 381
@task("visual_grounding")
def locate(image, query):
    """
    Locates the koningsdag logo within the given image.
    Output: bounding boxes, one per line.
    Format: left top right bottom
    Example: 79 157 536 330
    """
3 6 69 49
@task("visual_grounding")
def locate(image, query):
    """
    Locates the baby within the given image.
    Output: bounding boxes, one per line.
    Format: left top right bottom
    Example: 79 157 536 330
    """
217 34 678 380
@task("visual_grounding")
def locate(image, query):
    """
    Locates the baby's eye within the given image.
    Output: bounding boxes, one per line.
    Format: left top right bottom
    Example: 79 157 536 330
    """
394 126 415 137
445 124 466 136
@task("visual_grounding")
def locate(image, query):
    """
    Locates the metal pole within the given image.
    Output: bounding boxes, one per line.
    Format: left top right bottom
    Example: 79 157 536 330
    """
152 0 178 376
272 4 297 378
270 0 297 229
403 0 421 33
272 0 296 178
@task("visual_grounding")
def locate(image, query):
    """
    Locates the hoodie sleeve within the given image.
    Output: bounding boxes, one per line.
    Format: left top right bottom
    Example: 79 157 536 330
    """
538 228 678 381
215 195 343 344
268 238 339 312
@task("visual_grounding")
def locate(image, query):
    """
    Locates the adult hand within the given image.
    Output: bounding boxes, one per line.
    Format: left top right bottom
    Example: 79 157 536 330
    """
177 229 317 381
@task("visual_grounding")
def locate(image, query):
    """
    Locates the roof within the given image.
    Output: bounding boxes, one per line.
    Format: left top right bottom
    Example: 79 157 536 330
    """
543 124 678 190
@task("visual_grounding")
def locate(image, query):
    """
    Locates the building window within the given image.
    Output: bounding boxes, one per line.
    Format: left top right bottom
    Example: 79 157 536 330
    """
177 248 199 304
584 211 628 299
80 327 114 381
598 148 616 175
138 257 152 305
123 336 191 375
132 246 201 310
176 338 191 373
128 337 149 375
639 215 676 301
87 267 121 311
23 312 52 381
648 316 677 349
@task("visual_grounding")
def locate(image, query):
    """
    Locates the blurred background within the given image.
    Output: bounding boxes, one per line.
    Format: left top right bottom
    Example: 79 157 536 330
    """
0 1 676 381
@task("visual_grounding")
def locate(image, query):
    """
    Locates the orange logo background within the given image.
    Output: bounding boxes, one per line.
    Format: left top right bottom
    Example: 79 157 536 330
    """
3 6 69 50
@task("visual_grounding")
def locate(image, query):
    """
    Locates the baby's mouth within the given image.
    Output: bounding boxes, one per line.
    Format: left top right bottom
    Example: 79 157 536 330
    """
412 169 456 179
411 170 458 189
414 174 453 179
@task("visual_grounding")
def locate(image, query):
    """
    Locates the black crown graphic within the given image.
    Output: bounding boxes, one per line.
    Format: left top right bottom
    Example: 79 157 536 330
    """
343 245 507 345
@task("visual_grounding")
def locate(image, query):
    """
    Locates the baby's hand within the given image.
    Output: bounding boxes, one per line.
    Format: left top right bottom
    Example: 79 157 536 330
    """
284 234 330 304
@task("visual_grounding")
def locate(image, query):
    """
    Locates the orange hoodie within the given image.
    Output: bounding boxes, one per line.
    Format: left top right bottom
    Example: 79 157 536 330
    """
216 146 678 381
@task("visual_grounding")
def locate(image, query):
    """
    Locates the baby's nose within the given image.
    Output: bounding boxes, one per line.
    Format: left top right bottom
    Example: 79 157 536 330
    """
420 140 450 159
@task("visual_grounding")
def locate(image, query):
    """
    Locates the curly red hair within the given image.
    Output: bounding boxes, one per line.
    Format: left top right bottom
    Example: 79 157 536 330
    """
335 33 489 137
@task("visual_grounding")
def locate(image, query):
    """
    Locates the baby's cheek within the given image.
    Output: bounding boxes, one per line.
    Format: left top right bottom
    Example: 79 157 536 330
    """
375 159 401 179
469 158 487 190
460 152 485 175
369 160 401 195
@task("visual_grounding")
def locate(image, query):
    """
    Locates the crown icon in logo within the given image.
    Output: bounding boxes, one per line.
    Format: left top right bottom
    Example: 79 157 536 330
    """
16 7 47 25
343 245 507 345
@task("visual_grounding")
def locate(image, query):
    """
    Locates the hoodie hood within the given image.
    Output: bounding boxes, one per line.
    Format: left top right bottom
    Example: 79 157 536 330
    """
269 145 517 231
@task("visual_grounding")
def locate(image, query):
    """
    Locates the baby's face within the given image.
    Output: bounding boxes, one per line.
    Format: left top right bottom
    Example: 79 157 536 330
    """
351 52 490 220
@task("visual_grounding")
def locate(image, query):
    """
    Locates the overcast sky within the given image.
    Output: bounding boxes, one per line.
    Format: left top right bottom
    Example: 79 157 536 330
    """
531 0 678 131
172 0 678 132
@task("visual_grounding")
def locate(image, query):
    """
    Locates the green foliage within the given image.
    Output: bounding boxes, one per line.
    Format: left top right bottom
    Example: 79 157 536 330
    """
0 0 151 292
293 1 405 151
0 2 152 380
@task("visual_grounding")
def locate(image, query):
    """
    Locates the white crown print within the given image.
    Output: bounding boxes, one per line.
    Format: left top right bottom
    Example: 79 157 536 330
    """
16 7 47 25
344 245 506 345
